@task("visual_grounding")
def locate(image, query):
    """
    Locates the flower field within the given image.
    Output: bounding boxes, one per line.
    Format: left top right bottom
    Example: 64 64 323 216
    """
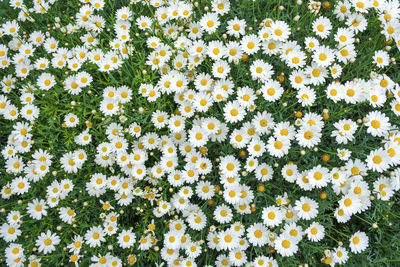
1 0 400 266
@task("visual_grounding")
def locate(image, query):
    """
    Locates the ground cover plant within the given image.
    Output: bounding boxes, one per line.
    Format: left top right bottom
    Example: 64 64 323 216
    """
0 0 400 266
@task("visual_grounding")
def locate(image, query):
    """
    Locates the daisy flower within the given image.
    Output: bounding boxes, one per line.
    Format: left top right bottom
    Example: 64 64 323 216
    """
364 111 391 137
188 125 208 147
373 177 394 201
304 36 320 50
330 63 343 79
194 73 213 92
267 136 290 158
64 113 79 128
381 19 400 39
334 1 351 21
281 163 299 183
6 210 21 225
243 157 258 173
59 207 75 224
333 246 349 264
295 125 322 148
349 231 369 254
223 186 241 205
262 40 281 55
247 137 266 157
216 254 231 266
270 20 291 41
366 148 390 173
117 86 132 103
212 60 230 79
75 130 92 146
10 176 30 195
118 229 136 248
136 15 152 30
297 87 316 107
116 6 132 20
250 59 273 81
341 80 364 104
219 155 240 177
0 223 21 242
289 70 307 89
372 49 390 68
306 63 328 86
187 22 203 39
312 45 335 67
214 204 233 224
274 121 296 140
241 34 260 55
151 110 168 129
312 16 332 38
388 91 400 110
346 13 368 33
285 49 307 69
262 206 284 227
236 86 256 108
35 230 60 254
226 17 246 37
252 256 278 267
223 101 246 123
338 194 362 215
334 27 355 45
85 226 106 248
187 211 207 231
195 181 215 200
305 222 325 242
336 44 357 64
185 242 201 259
331 119 358 144
255 163 274 181
283 222 303 242
27 198 47 220
307 165 329 188
217 229 239 250
246 223 269 246
1 184 13 200
274 234 298 257
37 73 56 90
100 99 119 116
375 74 395 91
138 235 153 251
294 196 319 220
189 40 206 57
200 12 220 34
228 249 247 266
252 111 275 135
225 41 243 63
368 88 387 108
261 80 283 102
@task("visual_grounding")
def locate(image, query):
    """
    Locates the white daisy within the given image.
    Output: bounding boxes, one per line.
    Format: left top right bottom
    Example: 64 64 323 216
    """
35 230 60 254
200 12 220 34
246 223 269 247
294 196 319 220
349 231 369 254
312 16 332 38
261 206 284 227
274 234 298 257
226 17 246 37
241 34 260 55
295 125 322 148
305 222 325 242
270 20 291 41
365 111 391 137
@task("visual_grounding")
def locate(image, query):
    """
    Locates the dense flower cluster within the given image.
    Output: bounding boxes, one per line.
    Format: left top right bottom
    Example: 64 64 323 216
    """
1 0 400 266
